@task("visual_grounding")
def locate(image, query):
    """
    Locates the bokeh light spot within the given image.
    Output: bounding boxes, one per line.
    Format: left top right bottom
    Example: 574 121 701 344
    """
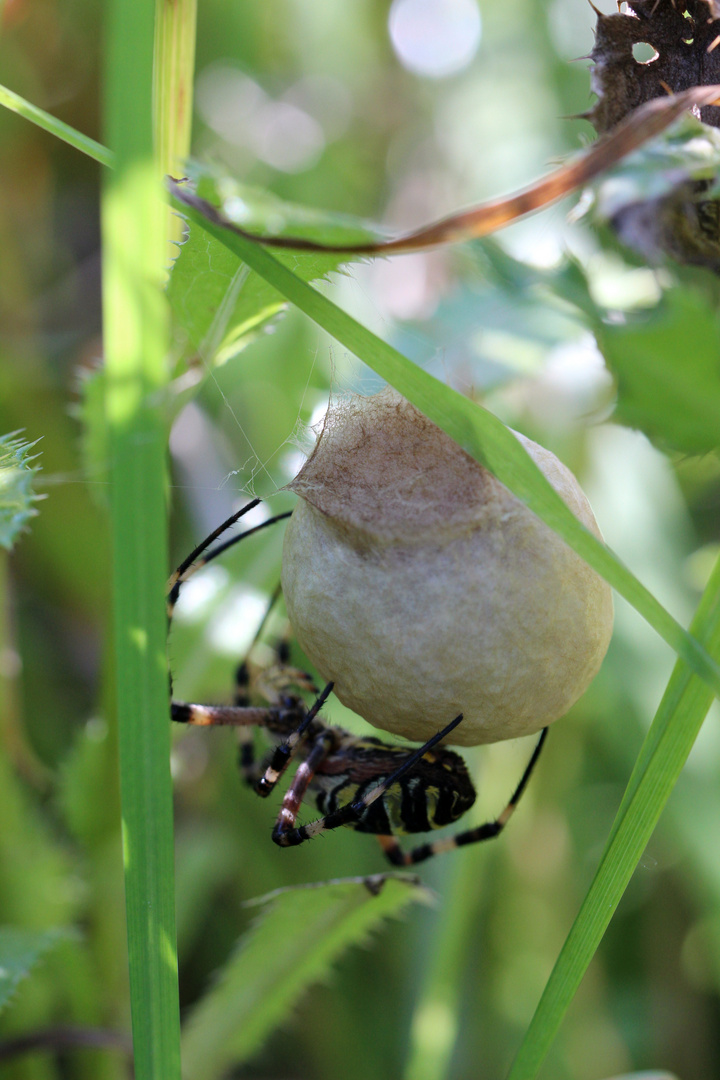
388 0 482 78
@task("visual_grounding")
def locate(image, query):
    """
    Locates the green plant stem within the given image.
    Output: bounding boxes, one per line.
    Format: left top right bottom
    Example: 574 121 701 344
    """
506 553 720 1080
154 0 197 178
0 83 114 168
154 0 197 254
102 0 180 1076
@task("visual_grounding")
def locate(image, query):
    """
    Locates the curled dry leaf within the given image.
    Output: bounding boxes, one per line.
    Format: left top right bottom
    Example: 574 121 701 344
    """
169 83 720 259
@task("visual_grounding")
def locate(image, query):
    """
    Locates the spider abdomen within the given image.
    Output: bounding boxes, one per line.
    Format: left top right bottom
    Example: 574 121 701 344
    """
311 738 476 836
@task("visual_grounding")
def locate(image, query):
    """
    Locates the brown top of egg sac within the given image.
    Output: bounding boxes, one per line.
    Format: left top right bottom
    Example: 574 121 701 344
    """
287 388 505 544
288 387 602 547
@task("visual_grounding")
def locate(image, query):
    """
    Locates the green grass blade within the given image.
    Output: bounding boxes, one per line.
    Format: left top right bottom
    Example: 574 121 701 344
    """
102 0 180 1077
506 553 720 1080
168 189 720 702
181 876 432 1080
0 82 113 168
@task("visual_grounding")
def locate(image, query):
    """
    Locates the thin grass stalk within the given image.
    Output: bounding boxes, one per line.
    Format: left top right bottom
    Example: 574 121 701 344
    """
0 84 113 167
102 0 181 1075
506 553 720 1079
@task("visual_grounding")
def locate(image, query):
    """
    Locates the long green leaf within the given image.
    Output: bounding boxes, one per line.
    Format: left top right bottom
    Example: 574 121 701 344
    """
168 187 720 703
506 552 720 1079
181 876 431 1080
102 1 180 1077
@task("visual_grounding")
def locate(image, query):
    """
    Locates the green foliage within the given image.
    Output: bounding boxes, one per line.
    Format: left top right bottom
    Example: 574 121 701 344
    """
0 432 42 551
168 173 374 366
181 876 431 1079
5 3 720 1080
509 554 720 1079
74 367 110 509
587 114 720 219
595 286 720 456
0 927 71 1015
57 720 119 849
172 192 720 1079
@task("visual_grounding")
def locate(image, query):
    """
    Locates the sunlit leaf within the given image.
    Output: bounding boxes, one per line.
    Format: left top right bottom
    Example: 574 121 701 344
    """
168 173 375 366
595 285 720 455
180 875 431 1080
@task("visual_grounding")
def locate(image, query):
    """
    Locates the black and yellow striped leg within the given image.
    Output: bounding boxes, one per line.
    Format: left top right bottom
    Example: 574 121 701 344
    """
272 727 342 843
378 726 549 866
166 502 291 619
232 661 263 785
235 728 261 786
255 681 334 798
273 713 464 848
171 701 276 728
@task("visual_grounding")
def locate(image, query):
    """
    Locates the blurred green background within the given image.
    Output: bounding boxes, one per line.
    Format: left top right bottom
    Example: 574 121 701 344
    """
2 0 720 1077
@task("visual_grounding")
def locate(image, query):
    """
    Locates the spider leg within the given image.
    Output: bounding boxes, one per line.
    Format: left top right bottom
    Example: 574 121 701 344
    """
171 701 275 727
273 713 464 848
166 503 291 618
236 728 260 786
272 726 342 842
255 681 334 798
167 500 290 708
236 598 318 708
170 681 331 789
231 586 303 786
377 727 549 866
232 660 261 785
